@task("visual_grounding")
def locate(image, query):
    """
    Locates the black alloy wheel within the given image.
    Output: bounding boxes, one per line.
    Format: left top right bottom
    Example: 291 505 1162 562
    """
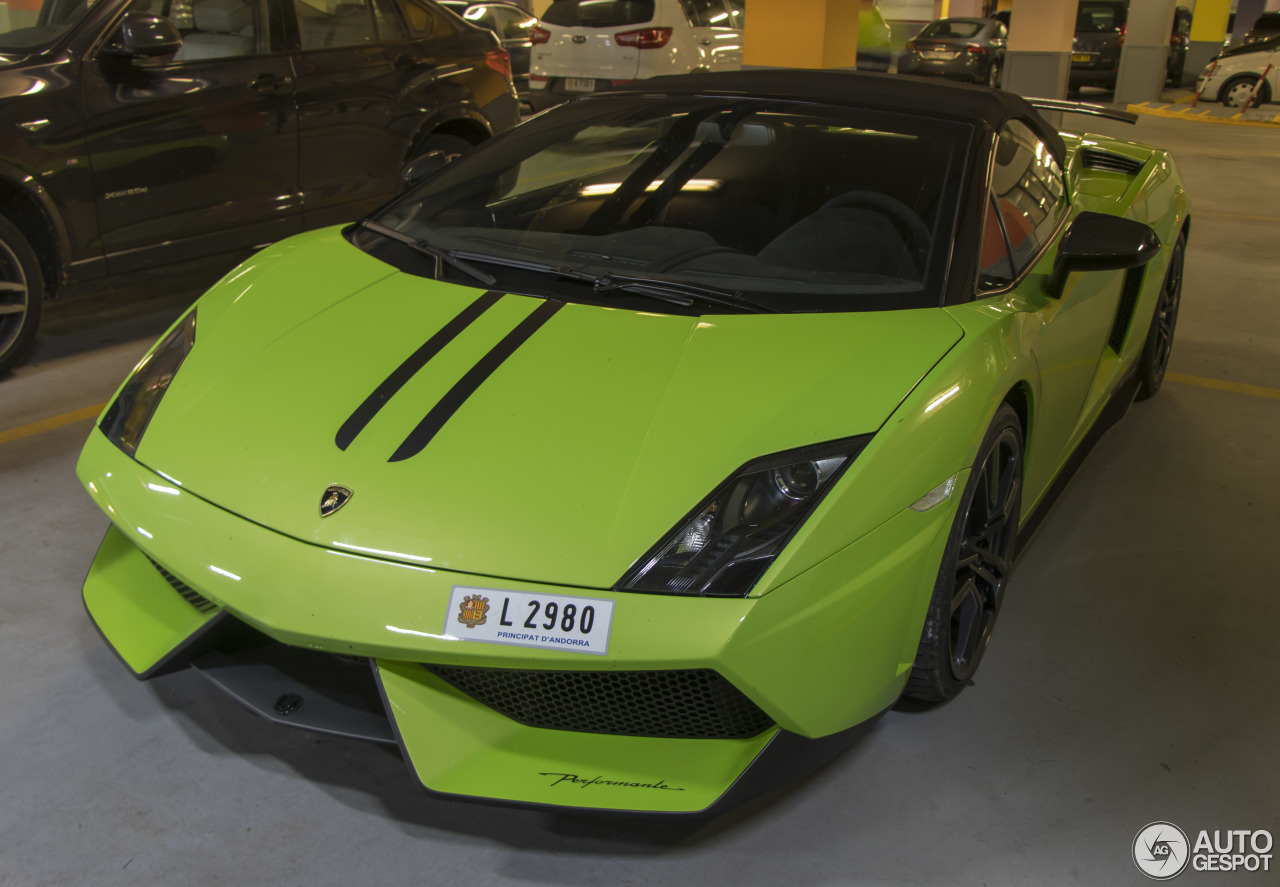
1136 233 1185 400
905 403 1023 702
0 216 44 377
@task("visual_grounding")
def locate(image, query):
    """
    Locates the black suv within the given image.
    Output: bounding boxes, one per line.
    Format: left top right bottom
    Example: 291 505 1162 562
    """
0 0 518 374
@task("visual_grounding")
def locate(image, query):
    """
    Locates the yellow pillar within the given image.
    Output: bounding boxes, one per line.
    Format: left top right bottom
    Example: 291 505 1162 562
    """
1002 0 1077 100
745 0 860 69
1185 0 1231 86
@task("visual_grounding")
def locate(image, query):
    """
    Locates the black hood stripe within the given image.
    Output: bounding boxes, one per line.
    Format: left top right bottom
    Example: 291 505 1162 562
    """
335 290 503 451
390 299 565 462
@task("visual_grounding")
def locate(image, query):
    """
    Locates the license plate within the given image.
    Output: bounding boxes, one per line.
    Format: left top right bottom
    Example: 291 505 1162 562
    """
445 586 614 655
921 50 958 60
565 77 596 92
1072 53 1093 62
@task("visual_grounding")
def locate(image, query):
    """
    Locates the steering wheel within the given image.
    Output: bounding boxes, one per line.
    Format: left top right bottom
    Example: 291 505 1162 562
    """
817 191 932 274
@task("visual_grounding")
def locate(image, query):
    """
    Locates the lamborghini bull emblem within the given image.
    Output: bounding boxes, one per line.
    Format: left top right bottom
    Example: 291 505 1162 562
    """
457 594 490 629
319 485 353 517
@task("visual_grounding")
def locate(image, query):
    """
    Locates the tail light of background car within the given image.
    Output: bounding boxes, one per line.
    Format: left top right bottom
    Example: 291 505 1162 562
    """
485 48 511 79
1171 33 1189 48
965 44 988 55
615 27 673 49
1117 24 1126 48
530 25 550 44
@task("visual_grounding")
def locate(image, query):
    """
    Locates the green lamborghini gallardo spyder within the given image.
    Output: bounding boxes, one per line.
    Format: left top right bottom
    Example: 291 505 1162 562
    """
78 71 1188 814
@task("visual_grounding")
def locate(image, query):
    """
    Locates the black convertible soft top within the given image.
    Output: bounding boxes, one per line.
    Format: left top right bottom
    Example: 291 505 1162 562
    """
603 69 1066 165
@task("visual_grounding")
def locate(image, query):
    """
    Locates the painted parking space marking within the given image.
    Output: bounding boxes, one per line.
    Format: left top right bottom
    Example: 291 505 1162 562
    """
0 403 106 445
1165 373 1280 401
1196 210 1280 225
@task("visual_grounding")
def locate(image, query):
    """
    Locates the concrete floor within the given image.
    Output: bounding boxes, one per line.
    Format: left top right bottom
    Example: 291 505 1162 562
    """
2 114 1278 887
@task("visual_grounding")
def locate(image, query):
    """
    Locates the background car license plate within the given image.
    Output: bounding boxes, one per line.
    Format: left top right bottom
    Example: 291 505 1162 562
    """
1072 53 1093 62
565 78 596 92
922 50 958 60
445 586 614 655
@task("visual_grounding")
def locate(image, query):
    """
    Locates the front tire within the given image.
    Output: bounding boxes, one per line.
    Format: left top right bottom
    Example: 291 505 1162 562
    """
904 403 1023 702
1135 233 1185 400
1221 75 1268 108
0 216 44 377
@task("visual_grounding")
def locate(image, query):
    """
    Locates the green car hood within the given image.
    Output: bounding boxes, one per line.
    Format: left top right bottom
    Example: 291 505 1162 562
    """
135 229 964 589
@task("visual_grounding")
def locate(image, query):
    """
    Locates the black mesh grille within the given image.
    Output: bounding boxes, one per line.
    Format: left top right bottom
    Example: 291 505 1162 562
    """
147 558 219 613
1081 148 1144 176
424 665 774 739
1108 266 1145 352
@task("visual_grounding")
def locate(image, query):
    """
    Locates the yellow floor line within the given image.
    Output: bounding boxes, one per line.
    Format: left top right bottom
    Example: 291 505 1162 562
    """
0 403 106 446
1126 103 1280 127
1196 209 1280 224
1165 373 1280 400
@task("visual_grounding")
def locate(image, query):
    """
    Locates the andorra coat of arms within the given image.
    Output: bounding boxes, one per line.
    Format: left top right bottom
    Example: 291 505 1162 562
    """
457 594 490 629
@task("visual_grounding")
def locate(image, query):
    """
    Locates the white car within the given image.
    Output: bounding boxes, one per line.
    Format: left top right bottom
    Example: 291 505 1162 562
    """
1196 35 1280 107
529 0 744 109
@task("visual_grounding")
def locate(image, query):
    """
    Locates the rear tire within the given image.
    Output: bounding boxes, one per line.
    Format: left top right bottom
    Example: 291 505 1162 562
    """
0 215 44 378
904 403 1023 703
1135 233 1185 401
987 61 1001 89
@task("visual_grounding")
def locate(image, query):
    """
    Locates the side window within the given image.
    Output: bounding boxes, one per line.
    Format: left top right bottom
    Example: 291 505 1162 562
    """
372 0 407 39
396 0 455 37
989 119 1067 276
460 5 496 31
491 5 534 38
680 0 727 28
117 0 268 60
295 0 377 48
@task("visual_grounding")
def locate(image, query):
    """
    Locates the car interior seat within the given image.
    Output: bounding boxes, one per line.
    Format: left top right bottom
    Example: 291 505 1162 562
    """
174 0 257 60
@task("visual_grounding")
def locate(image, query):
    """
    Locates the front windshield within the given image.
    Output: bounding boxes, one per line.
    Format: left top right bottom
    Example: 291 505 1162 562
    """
364 96 970 314
0 0 97 51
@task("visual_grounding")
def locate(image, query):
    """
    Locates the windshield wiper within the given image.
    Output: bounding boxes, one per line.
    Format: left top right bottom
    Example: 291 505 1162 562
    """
449 249 775 314
359 220 497 287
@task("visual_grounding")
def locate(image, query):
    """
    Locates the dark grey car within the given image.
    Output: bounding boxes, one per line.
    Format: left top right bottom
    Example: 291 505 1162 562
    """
1070 1 1192 90
898 18 1006 87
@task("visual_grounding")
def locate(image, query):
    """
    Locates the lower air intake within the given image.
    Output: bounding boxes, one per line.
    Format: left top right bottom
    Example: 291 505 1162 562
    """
147 557 218 613
423 665 774 739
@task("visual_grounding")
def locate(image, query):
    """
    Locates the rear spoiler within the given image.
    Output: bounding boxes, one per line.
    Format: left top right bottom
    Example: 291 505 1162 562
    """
1027 99 1139 124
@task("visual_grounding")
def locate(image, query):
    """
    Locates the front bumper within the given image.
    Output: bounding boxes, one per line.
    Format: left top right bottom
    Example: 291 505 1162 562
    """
77 428 958 811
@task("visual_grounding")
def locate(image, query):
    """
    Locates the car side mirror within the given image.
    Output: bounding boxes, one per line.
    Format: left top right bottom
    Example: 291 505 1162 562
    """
401 151 449 184
102 13 183 59
1047 211 1162 297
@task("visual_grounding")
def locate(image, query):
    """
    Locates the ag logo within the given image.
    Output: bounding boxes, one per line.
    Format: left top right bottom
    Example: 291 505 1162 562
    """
1133 821 1191 880
457 594 490 629
319 485 353 517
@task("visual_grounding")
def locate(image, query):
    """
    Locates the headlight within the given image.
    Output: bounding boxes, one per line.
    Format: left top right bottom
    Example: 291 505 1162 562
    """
617 435 872 598
100 310 196 456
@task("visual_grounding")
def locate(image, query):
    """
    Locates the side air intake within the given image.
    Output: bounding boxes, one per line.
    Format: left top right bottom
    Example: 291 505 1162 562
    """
1081 148 1144 175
